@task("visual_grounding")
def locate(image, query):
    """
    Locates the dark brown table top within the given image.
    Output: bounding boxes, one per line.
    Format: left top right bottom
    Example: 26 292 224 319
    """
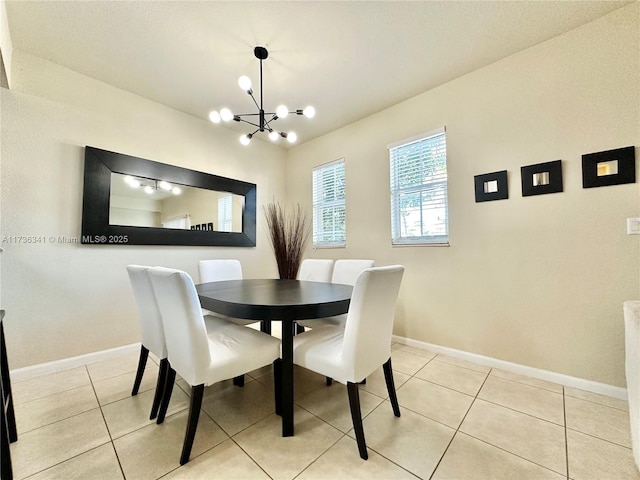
196 278 352 321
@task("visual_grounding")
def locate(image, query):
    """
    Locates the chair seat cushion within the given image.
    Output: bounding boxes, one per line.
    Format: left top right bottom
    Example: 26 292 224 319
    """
297 314 347 329
203 310 257 326
197 323 281 386
293 325 354 383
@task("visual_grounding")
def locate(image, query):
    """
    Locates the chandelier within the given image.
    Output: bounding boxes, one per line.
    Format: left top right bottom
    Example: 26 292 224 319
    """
124 176 182 195
208 46 315 146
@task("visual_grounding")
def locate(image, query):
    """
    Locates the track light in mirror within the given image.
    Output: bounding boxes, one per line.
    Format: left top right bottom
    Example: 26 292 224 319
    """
208 46 314 146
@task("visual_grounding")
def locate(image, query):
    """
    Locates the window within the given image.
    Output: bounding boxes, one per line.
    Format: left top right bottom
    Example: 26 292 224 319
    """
217 195 232 232
389 127 448 245
312 159 346 247
162 214 190 230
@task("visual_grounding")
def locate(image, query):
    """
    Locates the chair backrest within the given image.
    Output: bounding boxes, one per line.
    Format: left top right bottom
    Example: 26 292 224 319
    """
298 259 334 283
332 259 375 286
342 265 404 382
126 265 167 359
198 259 243 283
148 267 211 386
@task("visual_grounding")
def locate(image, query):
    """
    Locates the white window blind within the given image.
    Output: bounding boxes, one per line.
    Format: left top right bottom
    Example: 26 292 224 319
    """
312 159 346 247
217 195 232 232
162 214 190 230
389 128 449 245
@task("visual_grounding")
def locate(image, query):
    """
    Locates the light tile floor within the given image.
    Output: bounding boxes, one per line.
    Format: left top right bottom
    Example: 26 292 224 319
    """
8 343 640 479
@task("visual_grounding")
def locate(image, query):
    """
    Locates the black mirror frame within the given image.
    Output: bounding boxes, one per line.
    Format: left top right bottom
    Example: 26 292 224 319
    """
81 146 256 246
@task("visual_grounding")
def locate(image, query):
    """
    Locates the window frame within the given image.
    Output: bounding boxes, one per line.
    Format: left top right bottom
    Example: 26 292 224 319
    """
312 158 346 248
388 127 449 246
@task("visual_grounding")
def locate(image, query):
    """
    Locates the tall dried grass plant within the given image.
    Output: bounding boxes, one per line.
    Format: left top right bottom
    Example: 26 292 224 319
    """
263 202 311 279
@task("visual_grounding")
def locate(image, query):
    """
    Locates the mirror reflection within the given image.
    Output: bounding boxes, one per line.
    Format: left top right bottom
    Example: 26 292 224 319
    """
109 173 244 233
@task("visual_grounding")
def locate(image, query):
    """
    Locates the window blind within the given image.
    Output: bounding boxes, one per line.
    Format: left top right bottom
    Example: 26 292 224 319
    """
312 159 346 247
389 128 448 245
217 195 232 232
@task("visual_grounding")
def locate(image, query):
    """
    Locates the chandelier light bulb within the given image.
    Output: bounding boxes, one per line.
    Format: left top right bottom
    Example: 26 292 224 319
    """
276 105 289 118
240 134 252 146
172 187 181 195
303 106 316 118
238 75 252 92
268 131 279 141
158 181 172 191
144 185 154 194
220 108 234 122
208 110 221 123
287 131 297 143
127 178 141 188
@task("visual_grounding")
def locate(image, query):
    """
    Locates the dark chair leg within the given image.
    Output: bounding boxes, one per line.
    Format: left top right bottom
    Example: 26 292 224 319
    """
180 384 204 465
131 345 149 395
326 377 333 386
150 358 169 420
260 320 271 334
295 323 305 334
233 375 245 387
383 358 401 417
1 402 12 480
273 358 282 416
156 366 176 424
347 382 368 460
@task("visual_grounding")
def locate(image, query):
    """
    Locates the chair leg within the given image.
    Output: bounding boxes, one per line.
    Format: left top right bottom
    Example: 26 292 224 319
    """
131 345 149 395
233 375 245 387
273 358 282 416
156 366 176 424
260 320 271 334
383 358 401 417
347 382 368 460
180 384 204 465
326 377 333 386
150 358 169 420
295 323 305 334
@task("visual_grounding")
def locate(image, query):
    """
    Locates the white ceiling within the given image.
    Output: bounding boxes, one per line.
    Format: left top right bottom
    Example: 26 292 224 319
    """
4 0 631 148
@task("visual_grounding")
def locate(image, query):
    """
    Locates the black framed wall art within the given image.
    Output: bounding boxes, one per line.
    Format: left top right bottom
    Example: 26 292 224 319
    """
474 170 508 202
582 146 635 188
521 160 563 197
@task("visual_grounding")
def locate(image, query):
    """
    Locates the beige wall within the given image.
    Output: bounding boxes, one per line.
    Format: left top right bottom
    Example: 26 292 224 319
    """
286 4 640 387
1 51 286 368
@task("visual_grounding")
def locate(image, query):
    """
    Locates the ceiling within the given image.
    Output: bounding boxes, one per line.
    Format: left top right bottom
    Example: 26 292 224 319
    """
4 1 632 148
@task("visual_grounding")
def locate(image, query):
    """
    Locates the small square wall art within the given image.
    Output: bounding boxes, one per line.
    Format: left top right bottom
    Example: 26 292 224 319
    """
474 170 508 202
521 160 563 197
582 146 635 188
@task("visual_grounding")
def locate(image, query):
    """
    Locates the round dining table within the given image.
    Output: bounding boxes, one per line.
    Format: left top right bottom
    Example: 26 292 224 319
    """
196 278 352 437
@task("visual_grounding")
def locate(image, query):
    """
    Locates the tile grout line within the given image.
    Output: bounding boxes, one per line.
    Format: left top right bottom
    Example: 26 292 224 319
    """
87 364 128 480
442 368 568 479
423 363 491 479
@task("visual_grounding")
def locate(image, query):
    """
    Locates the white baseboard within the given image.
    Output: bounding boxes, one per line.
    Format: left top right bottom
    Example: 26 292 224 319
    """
392 335 628 400
10 337 628 401
10 343 141 383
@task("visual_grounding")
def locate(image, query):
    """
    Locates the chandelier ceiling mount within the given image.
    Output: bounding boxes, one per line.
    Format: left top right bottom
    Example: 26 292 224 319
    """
209 46 315 146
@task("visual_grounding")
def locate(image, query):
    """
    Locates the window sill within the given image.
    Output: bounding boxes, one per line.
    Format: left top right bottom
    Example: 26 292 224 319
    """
391 242 450 247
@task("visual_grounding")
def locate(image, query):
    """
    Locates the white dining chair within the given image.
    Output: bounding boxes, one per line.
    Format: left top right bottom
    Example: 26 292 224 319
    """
127 265 238 418
198 259 261 329
148 266 281 465
297 258 334 282
292 265 404 460
297 259 374 330
127 265 169 421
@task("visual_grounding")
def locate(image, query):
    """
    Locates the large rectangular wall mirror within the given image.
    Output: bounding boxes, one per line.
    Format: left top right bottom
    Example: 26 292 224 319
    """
81 146 257 246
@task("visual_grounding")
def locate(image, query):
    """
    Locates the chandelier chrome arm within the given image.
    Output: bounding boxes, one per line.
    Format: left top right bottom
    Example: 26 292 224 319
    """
208 46 315 146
